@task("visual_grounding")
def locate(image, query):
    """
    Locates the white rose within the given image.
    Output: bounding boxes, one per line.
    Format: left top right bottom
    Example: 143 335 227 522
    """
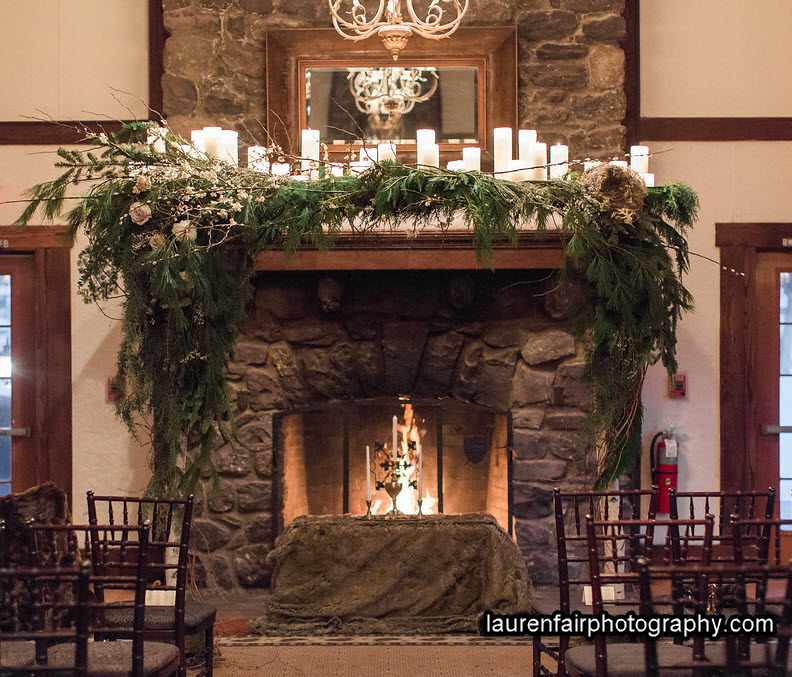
135 175 152 193
172 220 197 242
128 202 152 225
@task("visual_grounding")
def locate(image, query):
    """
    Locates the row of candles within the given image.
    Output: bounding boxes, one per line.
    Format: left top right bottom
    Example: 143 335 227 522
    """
178 125 655 185
364 415 423 503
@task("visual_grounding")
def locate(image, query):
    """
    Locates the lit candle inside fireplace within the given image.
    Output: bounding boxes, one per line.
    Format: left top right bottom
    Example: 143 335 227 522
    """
418 442 422 499
366 445 371 502
392 415 398 466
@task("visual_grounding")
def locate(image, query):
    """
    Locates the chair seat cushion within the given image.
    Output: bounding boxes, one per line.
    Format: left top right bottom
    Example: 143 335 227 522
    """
0 640 35 667
566 642 696 677
530 587 639 616
103 599 216 631
48 639 180 677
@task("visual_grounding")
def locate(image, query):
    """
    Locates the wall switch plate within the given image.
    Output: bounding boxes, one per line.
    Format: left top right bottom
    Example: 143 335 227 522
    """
669 373 686 398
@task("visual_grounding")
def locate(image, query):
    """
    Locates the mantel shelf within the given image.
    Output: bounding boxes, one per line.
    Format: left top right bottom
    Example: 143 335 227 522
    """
254 229 568 271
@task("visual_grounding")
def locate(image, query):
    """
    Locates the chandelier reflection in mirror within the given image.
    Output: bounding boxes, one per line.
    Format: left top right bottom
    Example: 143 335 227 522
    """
328 0 469 60
348 67 439 116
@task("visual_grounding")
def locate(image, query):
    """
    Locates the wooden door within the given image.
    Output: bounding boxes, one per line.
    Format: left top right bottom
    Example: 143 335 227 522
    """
754 252 792 520
0 255 37 496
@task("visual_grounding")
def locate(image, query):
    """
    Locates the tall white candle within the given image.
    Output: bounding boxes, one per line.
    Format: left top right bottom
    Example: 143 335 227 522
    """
301 129 320 172
392 416 398 466
528 142 547 181
416 128 435 149
549 143 569 179
642 172 655 187
202 126 222 159
518 129 537 162
418 442 423 498
493 127 512 175
629 145 650 174
366 445 371 502
417 143 439 168
220 130 239 166
462 147 481 171
377 142 397 162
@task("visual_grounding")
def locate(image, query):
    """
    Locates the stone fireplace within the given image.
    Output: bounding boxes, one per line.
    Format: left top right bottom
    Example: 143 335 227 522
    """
189 268 593 592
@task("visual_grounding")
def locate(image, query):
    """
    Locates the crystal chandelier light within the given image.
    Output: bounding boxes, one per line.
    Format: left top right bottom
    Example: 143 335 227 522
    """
348 67 439 116
328 0 469 60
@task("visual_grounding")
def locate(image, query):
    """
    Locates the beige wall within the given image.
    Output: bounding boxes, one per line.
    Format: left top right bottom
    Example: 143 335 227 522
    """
0 1 149 520
640 2 792 498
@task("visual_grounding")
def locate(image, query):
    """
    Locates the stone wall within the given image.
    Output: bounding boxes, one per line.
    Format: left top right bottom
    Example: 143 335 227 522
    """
189 270 593 590
161 0 626 159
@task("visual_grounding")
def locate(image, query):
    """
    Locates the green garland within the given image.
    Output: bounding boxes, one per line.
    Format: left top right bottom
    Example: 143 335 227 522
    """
16 122 697 493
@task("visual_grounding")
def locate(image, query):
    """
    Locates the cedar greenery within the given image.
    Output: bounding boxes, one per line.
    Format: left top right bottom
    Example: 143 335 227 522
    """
16 123 697 493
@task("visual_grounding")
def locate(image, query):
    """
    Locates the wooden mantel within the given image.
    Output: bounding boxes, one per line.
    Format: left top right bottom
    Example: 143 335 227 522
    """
254 230 568 271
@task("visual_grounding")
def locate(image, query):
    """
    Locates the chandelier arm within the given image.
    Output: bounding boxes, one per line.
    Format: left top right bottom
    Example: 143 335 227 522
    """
403 0 468 34
328 0 387 34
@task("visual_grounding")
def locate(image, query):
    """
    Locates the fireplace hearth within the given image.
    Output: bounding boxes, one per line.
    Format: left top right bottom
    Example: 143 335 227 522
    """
189 269 593 591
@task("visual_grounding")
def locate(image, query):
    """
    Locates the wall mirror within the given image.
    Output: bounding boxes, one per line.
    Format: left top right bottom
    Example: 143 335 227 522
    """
266 27 516 167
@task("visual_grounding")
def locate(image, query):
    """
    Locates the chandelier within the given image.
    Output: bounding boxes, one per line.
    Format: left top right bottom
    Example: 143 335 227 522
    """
348 67 439 116
328 0 469 60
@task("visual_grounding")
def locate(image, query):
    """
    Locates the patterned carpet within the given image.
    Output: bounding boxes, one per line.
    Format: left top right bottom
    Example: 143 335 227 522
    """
218 634 535 647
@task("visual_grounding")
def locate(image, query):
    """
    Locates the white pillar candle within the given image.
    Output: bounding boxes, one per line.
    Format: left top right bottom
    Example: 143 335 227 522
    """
366 445 371 502
583 161 602 172
609 160 629 169
349 161 370 175
147 133 166 153
507 159 530 182
190 129 206 153
392 416 398 466
247 145 269 172
447 160 465 171
518 129 537 162
377 142 397 162
416 128 435 150
549 143 569 179
629 145 650 174
418 442 423 498
330 163 345 177
493 127 512 175
528 142 547 181
271 162 291 176
418 143 439 168
202 126 222 158
301 129 320 172
220 130 239 166
462 147 481 171
642 172 655 187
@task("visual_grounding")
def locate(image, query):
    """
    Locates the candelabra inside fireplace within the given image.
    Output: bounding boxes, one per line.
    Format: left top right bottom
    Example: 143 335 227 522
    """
274 398 513 535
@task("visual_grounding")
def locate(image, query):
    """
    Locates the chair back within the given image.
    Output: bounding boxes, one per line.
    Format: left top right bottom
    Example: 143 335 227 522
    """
0 562 92 675
27 522 151 677
553 486 658 612
669 487 776 533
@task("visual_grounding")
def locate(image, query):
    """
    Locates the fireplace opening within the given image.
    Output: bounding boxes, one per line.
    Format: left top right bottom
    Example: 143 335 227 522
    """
274 398 512 535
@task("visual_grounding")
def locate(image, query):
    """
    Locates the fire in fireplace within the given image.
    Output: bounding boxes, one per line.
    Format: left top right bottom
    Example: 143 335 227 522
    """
274 398 512 533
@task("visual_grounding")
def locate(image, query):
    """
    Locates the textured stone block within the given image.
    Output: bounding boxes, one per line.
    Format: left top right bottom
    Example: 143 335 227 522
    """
416 331 465 393
521 330 577 365
245 514 275 544
215 445 250 476
513 458 569 482
207 482 236 514
382 321 429 393
512 407 545 429
581 14 625 41
237 482 273 512
518 11 578 40
192 519 231 551
234 545 272 586
475 363 514 410
512 483 554 519
511 362 554 406
536 43 588 60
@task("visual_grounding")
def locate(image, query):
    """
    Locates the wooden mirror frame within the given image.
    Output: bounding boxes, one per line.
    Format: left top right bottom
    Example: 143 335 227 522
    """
265 27 517 170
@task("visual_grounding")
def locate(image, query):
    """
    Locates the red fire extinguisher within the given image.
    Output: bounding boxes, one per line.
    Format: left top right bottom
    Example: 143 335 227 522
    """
650 430 678 513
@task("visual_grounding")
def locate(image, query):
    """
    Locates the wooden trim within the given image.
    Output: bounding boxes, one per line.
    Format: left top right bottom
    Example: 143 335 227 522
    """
254 230 567 271
0 227 73 249
716 223 792 249
622 0 640 149
0 0 164 145
640 117 792 142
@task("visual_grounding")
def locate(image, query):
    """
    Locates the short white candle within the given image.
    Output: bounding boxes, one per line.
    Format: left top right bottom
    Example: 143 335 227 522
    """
518 129 537 162
202 126 222 158
528 142 547 181
349 160 370 175
493 127 512 175
507 159 530 182
330 163 345 177
462 147 481 171
392 416 398 466
418 143 439 168
609 160 629 169
642 172 655 187
301 129 320 172
629 145 650 174
447 160 465 171
366 445 371 502
271 162 291 176
147 132 166 154
247 146 269 172
583 161 602 172
377 142 397 162
359 147 378 163
190 129 205 153
549 143 569 179
416 128 435 149
220 130 239 166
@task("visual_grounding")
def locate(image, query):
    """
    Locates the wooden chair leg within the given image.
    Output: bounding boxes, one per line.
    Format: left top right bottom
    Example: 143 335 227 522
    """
204 624 214 677
176 627 186 677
